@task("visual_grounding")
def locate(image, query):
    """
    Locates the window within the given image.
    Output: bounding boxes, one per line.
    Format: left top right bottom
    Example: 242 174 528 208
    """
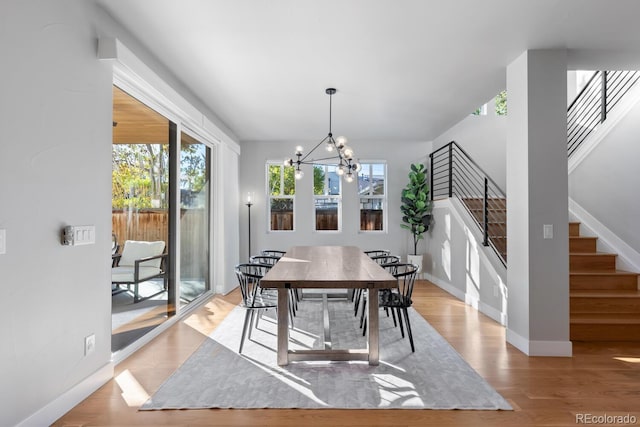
358 162 386 231
495 90 507 116
313 164 341 231
267 163 295 231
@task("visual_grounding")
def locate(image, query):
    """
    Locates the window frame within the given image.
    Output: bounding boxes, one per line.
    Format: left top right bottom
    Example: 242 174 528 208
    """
266 161 296 232
358 161 387 233
313 164 342 232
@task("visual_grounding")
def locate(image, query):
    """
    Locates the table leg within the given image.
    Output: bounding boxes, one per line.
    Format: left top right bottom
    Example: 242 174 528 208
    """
368 287 379 365
277 288 290 366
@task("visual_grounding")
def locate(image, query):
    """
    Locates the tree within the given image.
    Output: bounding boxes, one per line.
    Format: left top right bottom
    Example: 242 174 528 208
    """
112 143 169 209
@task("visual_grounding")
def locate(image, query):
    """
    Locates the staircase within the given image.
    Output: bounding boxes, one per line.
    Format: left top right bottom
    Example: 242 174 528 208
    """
461 197 507 262
569 221 640 341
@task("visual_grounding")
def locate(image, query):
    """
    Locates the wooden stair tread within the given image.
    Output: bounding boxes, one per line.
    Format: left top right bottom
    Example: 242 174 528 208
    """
570 270 638 276
569 236 598 240
570 252 617 256
571 290 640 298
571 313 640 324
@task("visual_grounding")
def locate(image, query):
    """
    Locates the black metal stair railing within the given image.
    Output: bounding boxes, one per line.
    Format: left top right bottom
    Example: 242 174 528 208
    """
429 141 507 266
568 70 640 157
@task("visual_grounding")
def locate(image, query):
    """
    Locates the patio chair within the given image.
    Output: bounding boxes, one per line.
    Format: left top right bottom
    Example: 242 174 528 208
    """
111 240 168 303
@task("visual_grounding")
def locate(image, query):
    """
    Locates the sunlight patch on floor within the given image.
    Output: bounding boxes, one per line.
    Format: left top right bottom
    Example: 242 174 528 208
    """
115 369 150 407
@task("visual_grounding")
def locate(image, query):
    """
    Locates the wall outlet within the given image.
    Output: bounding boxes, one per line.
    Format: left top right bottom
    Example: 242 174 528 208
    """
84 334 96 356
0 229 6 255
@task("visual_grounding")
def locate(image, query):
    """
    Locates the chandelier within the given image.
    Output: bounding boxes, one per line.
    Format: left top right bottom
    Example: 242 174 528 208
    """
284 88 360 182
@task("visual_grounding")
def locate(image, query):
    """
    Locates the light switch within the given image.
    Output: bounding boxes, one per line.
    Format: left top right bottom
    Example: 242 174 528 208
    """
0 229 6 254
543 224 553 239
62 225 96 246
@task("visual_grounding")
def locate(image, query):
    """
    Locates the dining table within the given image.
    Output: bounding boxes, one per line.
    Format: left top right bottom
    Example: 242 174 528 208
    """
259 245 397 366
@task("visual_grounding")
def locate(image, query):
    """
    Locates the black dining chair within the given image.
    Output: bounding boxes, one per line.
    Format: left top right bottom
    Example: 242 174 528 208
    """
362 263 419 352
249 255 297 322
234 263 278 354
261 249 287 258
354 254 401 316
363 249 391 258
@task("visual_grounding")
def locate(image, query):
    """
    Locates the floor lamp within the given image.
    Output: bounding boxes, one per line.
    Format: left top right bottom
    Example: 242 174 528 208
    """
246 193 253 259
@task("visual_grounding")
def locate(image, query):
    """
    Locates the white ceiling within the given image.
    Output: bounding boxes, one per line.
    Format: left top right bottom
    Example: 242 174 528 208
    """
96 0 640 143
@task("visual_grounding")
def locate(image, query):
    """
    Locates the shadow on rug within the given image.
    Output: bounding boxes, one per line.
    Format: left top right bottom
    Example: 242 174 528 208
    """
141 297 512 410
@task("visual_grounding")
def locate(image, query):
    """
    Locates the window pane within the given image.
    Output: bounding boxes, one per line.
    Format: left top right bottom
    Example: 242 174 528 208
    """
180 132 210 304
327 166 340 195
372 164 385 195
269 165 281 196
313 165 325 195
270 198 293 231
283 166 295 195
358 163 371 196
360 197 384 231
315 198 339 231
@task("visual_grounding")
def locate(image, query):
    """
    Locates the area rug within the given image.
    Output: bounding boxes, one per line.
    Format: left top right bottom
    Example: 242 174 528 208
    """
140 294 512 410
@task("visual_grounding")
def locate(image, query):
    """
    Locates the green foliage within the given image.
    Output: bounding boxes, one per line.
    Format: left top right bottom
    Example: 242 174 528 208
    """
269 165 295 196
112 144 169 209
313 165 326 195
495 90 507 116
400 163 433 255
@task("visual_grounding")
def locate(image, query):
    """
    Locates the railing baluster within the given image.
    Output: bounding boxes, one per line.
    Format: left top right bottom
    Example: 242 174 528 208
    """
601 70 608 123
483 178 489 247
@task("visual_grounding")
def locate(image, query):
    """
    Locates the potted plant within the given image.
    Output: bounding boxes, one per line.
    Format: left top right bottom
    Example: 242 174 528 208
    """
400 163 433 272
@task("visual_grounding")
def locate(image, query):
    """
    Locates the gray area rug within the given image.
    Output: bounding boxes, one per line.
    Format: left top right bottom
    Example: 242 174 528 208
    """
141 293 512 410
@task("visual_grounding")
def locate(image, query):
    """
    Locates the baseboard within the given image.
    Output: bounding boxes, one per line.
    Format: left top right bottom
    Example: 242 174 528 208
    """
569 197 640 273
506 329 573 356
16 362 114 427
424 272 507 326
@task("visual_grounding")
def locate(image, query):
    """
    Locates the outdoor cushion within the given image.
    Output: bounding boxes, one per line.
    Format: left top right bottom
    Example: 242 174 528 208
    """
112 266 163 283
119 240 165 269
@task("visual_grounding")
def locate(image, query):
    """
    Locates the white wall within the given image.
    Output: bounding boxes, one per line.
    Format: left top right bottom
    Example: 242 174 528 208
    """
424 199 507 324
569 98 640 254
238 140 430 261
432 98 507 192
0 2 112 426
0 1 240 425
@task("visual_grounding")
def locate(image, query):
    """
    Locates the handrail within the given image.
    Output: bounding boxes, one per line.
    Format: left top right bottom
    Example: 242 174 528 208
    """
429 140 507 266
568 70 640 157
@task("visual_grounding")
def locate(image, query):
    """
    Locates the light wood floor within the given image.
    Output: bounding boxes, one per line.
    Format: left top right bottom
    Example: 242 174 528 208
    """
54 281 640 427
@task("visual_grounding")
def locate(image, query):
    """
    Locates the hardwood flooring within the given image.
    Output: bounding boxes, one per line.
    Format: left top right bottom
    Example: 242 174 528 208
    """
54 281 640 427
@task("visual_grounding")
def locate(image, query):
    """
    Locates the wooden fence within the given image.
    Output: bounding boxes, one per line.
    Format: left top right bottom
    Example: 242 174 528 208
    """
112 209 208 279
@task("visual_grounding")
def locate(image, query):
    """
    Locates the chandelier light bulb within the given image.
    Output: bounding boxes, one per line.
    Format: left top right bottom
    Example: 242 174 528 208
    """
286 88 357 183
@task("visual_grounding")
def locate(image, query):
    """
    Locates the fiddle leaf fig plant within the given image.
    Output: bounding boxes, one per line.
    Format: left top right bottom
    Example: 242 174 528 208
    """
400 163 433 255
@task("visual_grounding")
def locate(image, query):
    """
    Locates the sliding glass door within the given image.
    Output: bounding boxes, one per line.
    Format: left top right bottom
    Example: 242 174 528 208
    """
111 85 173 353
179 132 211 304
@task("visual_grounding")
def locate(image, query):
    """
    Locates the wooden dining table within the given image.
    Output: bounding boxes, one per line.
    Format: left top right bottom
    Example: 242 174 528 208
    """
260 245 397 366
